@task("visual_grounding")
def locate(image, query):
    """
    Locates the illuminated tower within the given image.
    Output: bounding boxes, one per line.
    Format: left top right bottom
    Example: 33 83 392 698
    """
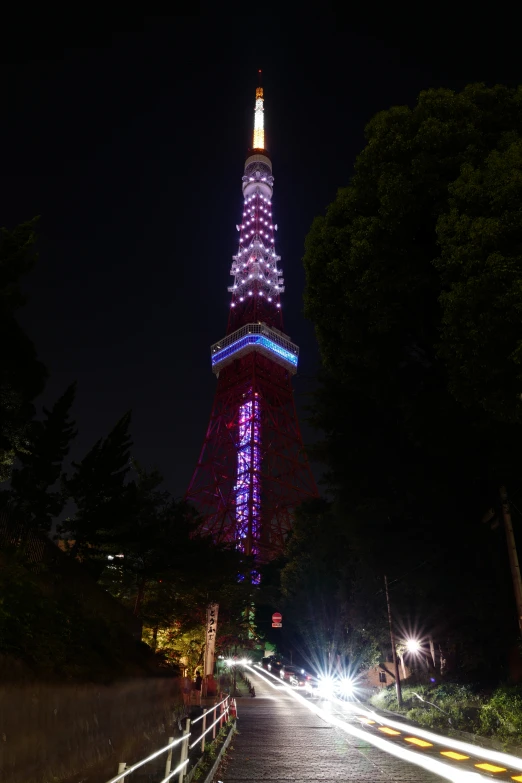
186 76 317 568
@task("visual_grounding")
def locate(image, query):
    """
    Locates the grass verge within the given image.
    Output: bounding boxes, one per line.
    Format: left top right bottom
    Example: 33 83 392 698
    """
369 682 522 747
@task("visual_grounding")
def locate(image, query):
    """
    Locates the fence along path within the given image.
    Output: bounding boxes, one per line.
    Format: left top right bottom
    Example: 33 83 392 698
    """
105 695 232 783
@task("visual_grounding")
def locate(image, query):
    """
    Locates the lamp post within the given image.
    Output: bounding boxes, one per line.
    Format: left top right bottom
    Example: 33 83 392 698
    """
384 575 402 707
500 486 522 635
384 575 423 707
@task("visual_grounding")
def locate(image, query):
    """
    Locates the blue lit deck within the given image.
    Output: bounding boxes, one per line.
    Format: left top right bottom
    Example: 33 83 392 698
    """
211 323 299 375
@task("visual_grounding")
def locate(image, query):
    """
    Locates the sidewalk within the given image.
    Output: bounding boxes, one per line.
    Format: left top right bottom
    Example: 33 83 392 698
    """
219 670 440 783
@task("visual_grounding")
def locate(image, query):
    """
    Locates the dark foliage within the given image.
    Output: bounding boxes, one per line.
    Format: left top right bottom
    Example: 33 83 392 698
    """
98 462 250 630
301 84 522 679
4 383 77 532
0 220 47 481
59 411 133 564
278 498 381 673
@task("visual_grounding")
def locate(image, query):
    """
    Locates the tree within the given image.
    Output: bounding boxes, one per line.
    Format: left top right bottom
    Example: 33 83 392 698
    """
0 219 47 480
302 84 522 678
435 138 522 422
60 411 133 563
97 463 251 659
4 383 77 531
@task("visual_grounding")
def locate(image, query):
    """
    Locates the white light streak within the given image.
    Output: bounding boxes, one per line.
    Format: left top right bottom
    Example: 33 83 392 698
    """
247 667 488 783
337 699 522 772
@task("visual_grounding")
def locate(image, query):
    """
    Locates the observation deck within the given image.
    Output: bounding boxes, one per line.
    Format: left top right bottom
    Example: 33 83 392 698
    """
211 323 299 375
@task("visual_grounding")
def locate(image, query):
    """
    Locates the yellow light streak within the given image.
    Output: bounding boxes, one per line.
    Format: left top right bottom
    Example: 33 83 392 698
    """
511 776 522 781
404 737 433 748
440 751 469 760
475 763 507 773
378 727 401 736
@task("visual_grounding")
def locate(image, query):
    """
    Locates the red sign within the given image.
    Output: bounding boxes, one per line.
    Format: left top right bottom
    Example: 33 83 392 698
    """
272 612 282 623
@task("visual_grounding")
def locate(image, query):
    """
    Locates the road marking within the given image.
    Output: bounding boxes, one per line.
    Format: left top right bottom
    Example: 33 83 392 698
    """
250 667 522 782
475 763 507 773
511 776 522 781
404 737 433 748
357 717 376 725
440 752 469 761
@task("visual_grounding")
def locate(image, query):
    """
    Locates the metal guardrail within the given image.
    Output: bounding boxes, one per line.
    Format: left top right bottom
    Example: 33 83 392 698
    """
106 695 231 783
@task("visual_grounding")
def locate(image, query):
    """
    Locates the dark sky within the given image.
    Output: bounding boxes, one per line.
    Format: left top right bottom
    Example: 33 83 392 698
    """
1 13 520 497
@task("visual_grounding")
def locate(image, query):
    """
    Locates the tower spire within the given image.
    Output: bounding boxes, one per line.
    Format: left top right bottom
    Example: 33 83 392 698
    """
253 70 264 151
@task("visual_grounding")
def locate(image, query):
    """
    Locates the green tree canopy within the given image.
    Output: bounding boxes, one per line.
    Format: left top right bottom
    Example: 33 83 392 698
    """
302 83 522 678
304 83 522 518
435 139 522 421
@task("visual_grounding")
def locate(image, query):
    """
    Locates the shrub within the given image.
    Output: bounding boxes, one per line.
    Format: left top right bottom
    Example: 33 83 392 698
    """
370 682 484 734
480 686 522 742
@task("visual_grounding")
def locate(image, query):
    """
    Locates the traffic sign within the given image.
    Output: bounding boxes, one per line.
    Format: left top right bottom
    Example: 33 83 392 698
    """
272 612 282 623
272 622 282 628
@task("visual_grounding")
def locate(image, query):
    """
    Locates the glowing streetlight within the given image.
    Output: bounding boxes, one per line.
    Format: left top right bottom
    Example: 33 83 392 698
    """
405 638 422 654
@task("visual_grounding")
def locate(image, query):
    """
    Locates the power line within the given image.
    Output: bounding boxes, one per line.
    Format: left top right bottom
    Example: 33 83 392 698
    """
375 558 433 595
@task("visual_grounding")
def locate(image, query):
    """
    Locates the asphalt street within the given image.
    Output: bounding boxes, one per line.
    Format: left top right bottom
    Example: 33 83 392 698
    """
221 670 443 783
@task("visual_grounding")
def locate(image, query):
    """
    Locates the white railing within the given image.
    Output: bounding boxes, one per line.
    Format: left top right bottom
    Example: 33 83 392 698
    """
106 695 232 783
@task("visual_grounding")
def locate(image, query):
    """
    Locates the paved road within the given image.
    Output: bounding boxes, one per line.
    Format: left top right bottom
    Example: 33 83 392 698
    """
221 671 442 783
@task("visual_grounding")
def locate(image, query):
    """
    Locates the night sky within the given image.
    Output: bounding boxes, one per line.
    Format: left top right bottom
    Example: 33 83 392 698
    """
1 14 520 498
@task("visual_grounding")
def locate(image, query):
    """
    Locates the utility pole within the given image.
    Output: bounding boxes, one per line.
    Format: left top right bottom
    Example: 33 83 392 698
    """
384 575 403 707
500 486 522 635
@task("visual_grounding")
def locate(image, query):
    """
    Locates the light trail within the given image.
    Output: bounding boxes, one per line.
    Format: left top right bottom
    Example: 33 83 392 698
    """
331 694 522 772
248 665 522 783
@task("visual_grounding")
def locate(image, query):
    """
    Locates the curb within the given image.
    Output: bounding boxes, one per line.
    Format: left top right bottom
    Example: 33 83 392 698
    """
188 720 237 783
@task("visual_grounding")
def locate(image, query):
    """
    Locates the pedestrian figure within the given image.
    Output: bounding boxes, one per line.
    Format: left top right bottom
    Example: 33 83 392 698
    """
192 670 203 704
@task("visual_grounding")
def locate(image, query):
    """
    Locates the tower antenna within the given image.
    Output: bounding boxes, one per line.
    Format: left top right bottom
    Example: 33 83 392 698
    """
253 74 264 150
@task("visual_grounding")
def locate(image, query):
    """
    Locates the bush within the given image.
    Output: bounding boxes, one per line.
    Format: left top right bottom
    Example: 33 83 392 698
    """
370 682 484 734
480 686 522 742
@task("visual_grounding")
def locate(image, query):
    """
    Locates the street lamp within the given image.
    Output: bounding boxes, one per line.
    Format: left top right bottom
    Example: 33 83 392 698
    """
405 638 421 654
384 576 424 707
384 575 403 707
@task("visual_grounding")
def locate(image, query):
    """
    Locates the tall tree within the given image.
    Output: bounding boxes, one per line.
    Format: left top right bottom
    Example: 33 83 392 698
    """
435 138 522 422
0 219 47 480
98 463 248 627
5 383 77 531
302 83 522 677
60 411 133 562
